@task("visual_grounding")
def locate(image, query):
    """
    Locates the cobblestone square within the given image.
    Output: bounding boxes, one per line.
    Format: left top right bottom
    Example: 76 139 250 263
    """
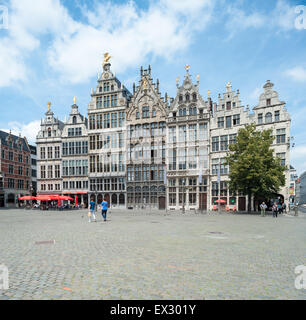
0 209 305 300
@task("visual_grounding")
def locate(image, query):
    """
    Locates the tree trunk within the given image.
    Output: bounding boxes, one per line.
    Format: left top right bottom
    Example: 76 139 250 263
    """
248 193 252 212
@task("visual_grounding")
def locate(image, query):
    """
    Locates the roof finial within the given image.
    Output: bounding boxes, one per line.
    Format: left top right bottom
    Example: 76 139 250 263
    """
48 102 51 112
102 52 111 67
208 90 211 98
73 96 77 105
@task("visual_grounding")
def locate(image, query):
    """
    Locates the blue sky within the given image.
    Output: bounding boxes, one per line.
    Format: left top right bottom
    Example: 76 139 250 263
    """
0 0 306 174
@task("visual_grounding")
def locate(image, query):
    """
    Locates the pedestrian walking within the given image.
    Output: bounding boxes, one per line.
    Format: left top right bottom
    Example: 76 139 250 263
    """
101 198 109 222
260 202 267 217
88 199 96 222
277 202 282 215
282 202 286 214
272 203 278 218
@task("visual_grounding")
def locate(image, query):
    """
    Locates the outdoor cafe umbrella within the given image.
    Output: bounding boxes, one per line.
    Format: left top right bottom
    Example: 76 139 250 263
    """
56 196 74 201
18 196 37 201
215 199 226 203
54 195 74 206
35 195 54 201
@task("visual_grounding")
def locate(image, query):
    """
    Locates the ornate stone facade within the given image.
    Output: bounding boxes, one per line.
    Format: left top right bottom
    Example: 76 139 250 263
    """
61 100 88 207
36 104 64 195
210 80 291 211
126 66 167 209
87 61 131 208
34 59 292 212
167 68 211 211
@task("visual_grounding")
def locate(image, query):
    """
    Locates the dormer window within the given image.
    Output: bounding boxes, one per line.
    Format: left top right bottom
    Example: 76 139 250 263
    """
179 95 183 102
185 94 190 102
226 101 231 110
48 128 51 137
111 84 114 91
104 82 110 92
192 93 197 101
266 99 271 106
73 116 77 124
99 87 102 93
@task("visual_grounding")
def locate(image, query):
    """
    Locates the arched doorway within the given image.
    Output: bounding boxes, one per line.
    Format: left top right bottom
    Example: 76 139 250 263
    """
7 193 15 206
104 193 110 204
97 194 103 204
119 193 125 206
111 194 117 206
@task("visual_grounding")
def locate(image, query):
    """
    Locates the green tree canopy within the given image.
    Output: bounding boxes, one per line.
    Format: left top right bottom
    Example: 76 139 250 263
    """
226 123 286 210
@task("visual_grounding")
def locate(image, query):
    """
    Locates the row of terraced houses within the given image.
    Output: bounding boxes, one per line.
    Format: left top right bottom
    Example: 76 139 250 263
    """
34 59 292 211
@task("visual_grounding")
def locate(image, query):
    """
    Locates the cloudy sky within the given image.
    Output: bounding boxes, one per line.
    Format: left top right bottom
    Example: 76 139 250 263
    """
0 0 305 174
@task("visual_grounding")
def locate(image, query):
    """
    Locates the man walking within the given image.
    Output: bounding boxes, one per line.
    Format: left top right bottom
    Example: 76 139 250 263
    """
88 199 96 222
272 203 278 218
260 202 267 217
101 198 109 222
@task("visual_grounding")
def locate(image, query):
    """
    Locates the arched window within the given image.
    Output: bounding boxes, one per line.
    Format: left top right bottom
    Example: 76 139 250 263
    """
185 94 190 102
152 109 156 117
189 106 197 115
179 108 186 116
192 93 197 101
265 112 272 123
72 116 77 124
179 95 183 102
48 128 51 137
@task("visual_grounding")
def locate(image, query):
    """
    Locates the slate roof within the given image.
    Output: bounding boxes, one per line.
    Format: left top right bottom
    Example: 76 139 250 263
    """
0 130 30 152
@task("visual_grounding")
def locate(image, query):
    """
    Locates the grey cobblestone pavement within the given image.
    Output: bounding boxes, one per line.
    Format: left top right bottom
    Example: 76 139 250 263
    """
0 208 305 300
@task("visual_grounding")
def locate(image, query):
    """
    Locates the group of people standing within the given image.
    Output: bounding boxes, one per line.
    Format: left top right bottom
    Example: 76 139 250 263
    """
260 201 286 218
88 198 109 223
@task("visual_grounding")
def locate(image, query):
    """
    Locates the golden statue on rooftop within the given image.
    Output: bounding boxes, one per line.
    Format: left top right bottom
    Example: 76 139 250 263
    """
103 52 112 66
143 78 148 90
48 102 51 112
185 64 190 72
73 96 77 105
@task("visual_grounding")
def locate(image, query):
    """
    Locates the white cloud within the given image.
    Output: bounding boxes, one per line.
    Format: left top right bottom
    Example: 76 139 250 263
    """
0 0 214 87
0 0 78 87
1 120 41 144
48 0 214 84
224 0 298 37
285 66 306 82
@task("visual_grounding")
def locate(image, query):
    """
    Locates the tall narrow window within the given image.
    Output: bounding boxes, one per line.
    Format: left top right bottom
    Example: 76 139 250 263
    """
265 112 272 123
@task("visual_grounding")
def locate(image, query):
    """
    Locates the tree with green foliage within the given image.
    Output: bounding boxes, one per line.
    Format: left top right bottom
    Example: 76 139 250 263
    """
226 123 286 211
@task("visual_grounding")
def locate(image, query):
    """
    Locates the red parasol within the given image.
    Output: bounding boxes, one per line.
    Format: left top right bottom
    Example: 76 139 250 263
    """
36 195 53 201
18 196 37 201
57 196 74 201
215 199 226 204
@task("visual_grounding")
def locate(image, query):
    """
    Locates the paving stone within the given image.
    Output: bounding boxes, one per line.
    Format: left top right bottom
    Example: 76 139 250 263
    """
0 208 305 299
